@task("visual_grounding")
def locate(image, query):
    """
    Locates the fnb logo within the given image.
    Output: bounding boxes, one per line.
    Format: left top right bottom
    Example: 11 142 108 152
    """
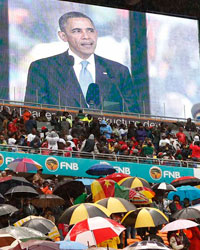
150 166 162 180
45 157 59 172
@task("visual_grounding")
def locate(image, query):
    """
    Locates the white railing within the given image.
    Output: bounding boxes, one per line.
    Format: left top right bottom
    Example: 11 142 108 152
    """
0 144 199 169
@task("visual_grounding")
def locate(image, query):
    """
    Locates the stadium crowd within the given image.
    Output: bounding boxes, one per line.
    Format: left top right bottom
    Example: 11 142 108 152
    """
0 106 200 165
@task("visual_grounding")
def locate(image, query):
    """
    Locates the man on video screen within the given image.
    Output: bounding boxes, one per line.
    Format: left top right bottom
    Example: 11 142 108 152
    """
25 11 140 113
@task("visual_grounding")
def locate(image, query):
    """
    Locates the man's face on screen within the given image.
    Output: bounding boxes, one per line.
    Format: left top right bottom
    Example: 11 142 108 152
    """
60 17 97 59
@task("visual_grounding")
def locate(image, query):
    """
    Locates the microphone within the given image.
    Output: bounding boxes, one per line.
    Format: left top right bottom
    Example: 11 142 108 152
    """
86 83 100 108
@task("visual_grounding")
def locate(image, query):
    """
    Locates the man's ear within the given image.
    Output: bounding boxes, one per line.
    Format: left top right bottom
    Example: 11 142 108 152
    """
58 31 68 42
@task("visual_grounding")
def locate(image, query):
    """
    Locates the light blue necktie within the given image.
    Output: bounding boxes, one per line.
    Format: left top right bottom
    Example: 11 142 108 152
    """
79 61 93 99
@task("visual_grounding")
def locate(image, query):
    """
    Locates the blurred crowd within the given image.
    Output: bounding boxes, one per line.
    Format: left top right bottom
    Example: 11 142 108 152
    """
0 106 200 165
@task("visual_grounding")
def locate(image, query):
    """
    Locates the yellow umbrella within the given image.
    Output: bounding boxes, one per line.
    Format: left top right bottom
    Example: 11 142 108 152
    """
96 197 136 214
121 207 168 228
58 203 111 225
118 177 150 189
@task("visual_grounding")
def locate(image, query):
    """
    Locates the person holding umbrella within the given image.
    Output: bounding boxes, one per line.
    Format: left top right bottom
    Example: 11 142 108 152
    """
167 230 189 250
169 195 183 216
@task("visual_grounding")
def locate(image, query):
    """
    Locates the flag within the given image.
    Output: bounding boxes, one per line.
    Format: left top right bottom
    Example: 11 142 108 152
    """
91 179 115 202
91 179 130 202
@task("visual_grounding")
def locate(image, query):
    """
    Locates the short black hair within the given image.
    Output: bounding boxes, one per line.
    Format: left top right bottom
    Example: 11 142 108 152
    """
59 11 95 32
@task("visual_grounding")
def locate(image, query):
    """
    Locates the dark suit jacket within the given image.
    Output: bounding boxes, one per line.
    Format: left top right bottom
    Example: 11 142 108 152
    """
25 51 140 113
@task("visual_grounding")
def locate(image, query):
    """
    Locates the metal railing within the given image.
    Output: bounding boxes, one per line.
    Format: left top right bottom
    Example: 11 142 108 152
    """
0 144 199 169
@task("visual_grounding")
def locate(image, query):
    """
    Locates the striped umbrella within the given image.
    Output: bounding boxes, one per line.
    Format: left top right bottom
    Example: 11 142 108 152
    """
58 203 111 225
96 197 136 214
135 187 155 199
121 207 168 228
171 176 200 187
7 158 42 173
65 217 125 246
104 173 131 183
129 189 151 205
118 177 150 189
152 182 177 192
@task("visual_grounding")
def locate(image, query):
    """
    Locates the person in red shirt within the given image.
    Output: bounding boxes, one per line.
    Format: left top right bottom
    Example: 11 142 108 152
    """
176 127 187 145
189 141 200 160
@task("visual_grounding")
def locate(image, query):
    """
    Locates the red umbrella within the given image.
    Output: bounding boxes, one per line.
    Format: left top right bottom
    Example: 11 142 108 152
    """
65 216 125 246
171 176 200 187
7 158 42 173
104 173 131 183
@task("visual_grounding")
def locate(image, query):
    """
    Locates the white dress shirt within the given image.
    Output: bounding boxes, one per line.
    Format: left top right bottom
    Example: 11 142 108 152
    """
68 49 96 99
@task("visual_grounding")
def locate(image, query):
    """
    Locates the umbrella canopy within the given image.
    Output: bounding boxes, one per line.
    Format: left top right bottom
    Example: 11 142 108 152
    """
65 216 125 245
125 241 170 250
152 182 177 192
0 226 48 241
0 204 18 216
7 158 42 173
104 173 131 183
14 240 59 250
57 240 87 250
31 194 65 208
0 176 34 195
161 219 199 232
129 190 150 205
86 164 116 176
0 234 18 248
58 203 111 225
118 177 150 189
4 185 38 198
171 207 200 220
171 176 200 187
168 185 200 201
22 217 55 235
96 197 136 214
0 193 5 204
14 215 60 241
53 179 85 200
121 207 168 228
135 187 155 199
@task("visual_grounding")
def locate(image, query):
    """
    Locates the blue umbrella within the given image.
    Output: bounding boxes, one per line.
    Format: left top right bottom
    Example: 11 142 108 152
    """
57 240 87 250
168 185 200 201
86 164 116 176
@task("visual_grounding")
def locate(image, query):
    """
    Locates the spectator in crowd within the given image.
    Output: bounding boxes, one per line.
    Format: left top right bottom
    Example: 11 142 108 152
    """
25 115 37 134
176 127 187 145
46 130 60 151
189 140 200 161
32 169 44 187
23 198 37 217
100 120 112 139
169 195 183 215
135 123 147 142
185 118 197 132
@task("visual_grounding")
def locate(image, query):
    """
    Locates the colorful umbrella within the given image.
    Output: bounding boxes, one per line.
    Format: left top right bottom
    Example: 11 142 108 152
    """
86 164 116 176
65 216 125 245
161 219 199 232
171 207 200 220
129 189 150 205
58 203 111 225
104 173 131 183
168 185 200 201
135 187 155 199
7 158 42 172
171 176 200 187
31 194 65 208
118 177 150 189
4 185 38 198
152 182 177 192
96 197 136 214
121 207 168 228
0 204 18 217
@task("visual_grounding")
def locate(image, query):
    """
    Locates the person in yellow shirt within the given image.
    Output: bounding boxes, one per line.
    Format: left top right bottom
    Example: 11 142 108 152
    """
98 236 120 249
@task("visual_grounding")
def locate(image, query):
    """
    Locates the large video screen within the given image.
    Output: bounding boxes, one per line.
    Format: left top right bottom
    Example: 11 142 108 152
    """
7 0 200 118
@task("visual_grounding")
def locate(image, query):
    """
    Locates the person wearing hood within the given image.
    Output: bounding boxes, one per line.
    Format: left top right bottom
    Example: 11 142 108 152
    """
100 120 112 139
80 134 97 153
46 130 59 151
